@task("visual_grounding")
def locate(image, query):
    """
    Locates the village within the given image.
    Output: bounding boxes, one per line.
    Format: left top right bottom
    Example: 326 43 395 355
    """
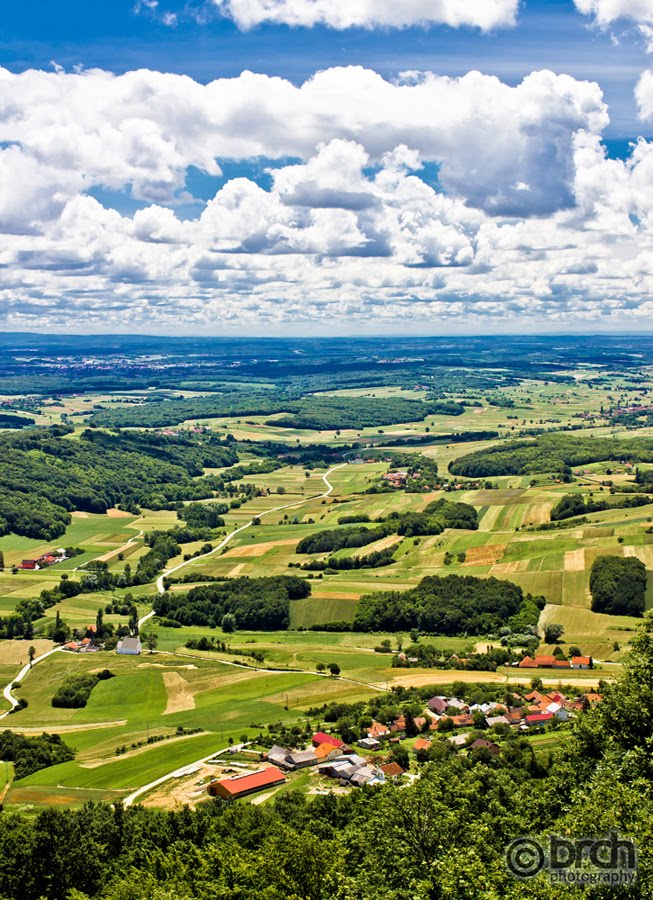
205 685 603 803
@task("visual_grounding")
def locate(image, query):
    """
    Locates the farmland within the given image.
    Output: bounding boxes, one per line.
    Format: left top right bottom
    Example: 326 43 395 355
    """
0 335 652 812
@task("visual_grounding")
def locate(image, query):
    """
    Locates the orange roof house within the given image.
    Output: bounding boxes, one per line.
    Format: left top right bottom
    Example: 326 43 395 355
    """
208 767 286 800
571 656 591 669
369 721 390 739
518 656 537 668
314 742 339 761
380 762 405 779
413 738 432 752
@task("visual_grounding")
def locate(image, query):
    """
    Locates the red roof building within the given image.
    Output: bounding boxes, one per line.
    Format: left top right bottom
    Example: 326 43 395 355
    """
312 732 344 749
380 762 405 779
571 656 591 669
524 712 554 726
208 767 286 800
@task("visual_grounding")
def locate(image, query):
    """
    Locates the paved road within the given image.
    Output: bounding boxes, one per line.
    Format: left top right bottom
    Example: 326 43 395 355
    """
0 646 63 719
154 463 346 597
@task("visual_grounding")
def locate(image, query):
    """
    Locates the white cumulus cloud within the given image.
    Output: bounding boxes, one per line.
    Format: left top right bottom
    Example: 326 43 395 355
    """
212 0 519 31
0 65 608 221
574 0 653 26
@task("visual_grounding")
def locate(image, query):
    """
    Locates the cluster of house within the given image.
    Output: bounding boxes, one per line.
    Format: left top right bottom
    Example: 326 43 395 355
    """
62 637 99 654
206 687 605 802
20 549 67 570
517 655 592 670
62 633 142 655
382 471 409 486
207 732 410 799
415 689 601 734
266 732 406 788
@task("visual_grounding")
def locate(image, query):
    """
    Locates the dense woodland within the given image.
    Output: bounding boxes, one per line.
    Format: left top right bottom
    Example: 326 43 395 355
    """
589 556 647 616
450 433 653 477
0 617 651 899
0 428 238 539
353 574 543 635
153 575 311 630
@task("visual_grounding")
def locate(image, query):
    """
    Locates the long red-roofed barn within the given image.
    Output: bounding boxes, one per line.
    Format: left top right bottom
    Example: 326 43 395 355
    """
208 767 286 800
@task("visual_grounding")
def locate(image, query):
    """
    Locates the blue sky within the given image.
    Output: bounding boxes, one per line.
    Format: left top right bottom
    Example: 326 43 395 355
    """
2 0 653 334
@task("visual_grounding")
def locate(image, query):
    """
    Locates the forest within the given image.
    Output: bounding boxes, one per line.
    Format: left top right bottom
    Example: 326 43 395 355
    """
153 575 311 629
449 433 653 477
0 731 75 780
0 616 650 899
353 574 543 635
589 555 647 616
0 427 238 539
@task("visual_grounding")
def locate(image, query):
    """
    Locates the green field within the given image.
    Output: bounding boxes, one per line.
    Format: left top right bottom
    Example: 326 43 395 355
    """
0 369 650 811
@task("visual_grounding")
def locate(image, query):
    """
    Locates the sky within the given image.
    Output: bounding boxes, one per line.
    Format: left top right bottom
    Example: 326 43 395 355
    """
2 0 653 335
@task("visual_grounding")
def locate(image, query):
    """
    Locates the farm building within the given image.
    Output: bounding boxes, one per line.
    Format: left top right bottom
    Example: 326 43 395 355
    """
208 767 286 800
571 656 592 669
117 636 141 655
312 732 344 750
524 712 554 727
358 737 381 751
20 550 66 570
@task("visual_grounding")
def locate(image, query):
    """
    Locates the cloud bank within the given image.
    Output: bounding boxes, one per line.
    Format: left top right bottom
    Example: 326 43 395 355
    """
212 0 519 31
1 64 653 332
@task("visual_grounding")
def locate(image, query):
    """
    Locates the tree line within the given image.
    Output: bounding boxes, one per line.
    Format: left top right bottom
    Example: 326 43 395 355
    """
450 432 653 477
153 575 311 630
353 574 544 635
296 498 478 556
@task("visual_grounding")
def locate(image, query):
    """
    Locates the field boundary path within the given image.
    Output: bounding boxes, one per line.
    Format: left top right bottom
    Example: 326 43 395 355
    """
0 646 63 719
122 741 251 807
139 464 346 628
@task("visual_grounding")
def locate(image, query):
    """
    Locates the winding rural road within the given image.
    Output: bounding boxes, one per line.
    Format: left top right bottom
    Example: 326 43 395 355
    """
0 646 63 719
153 462 347 598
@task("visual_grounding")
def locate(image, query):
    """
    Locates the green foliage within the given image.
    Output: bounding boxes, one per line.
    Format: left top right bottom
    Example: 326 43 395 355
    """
297 498 477 555
589 555 647 616
51 671 113 709
296 524 391 555
0 427 238 539
178 502 227 529
551 492 651 521
301 546 396 572
450 432 653 477
0 731 74 779
354 574 542 635
269 396 463 431
544 623 565 644
154 575 311 630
